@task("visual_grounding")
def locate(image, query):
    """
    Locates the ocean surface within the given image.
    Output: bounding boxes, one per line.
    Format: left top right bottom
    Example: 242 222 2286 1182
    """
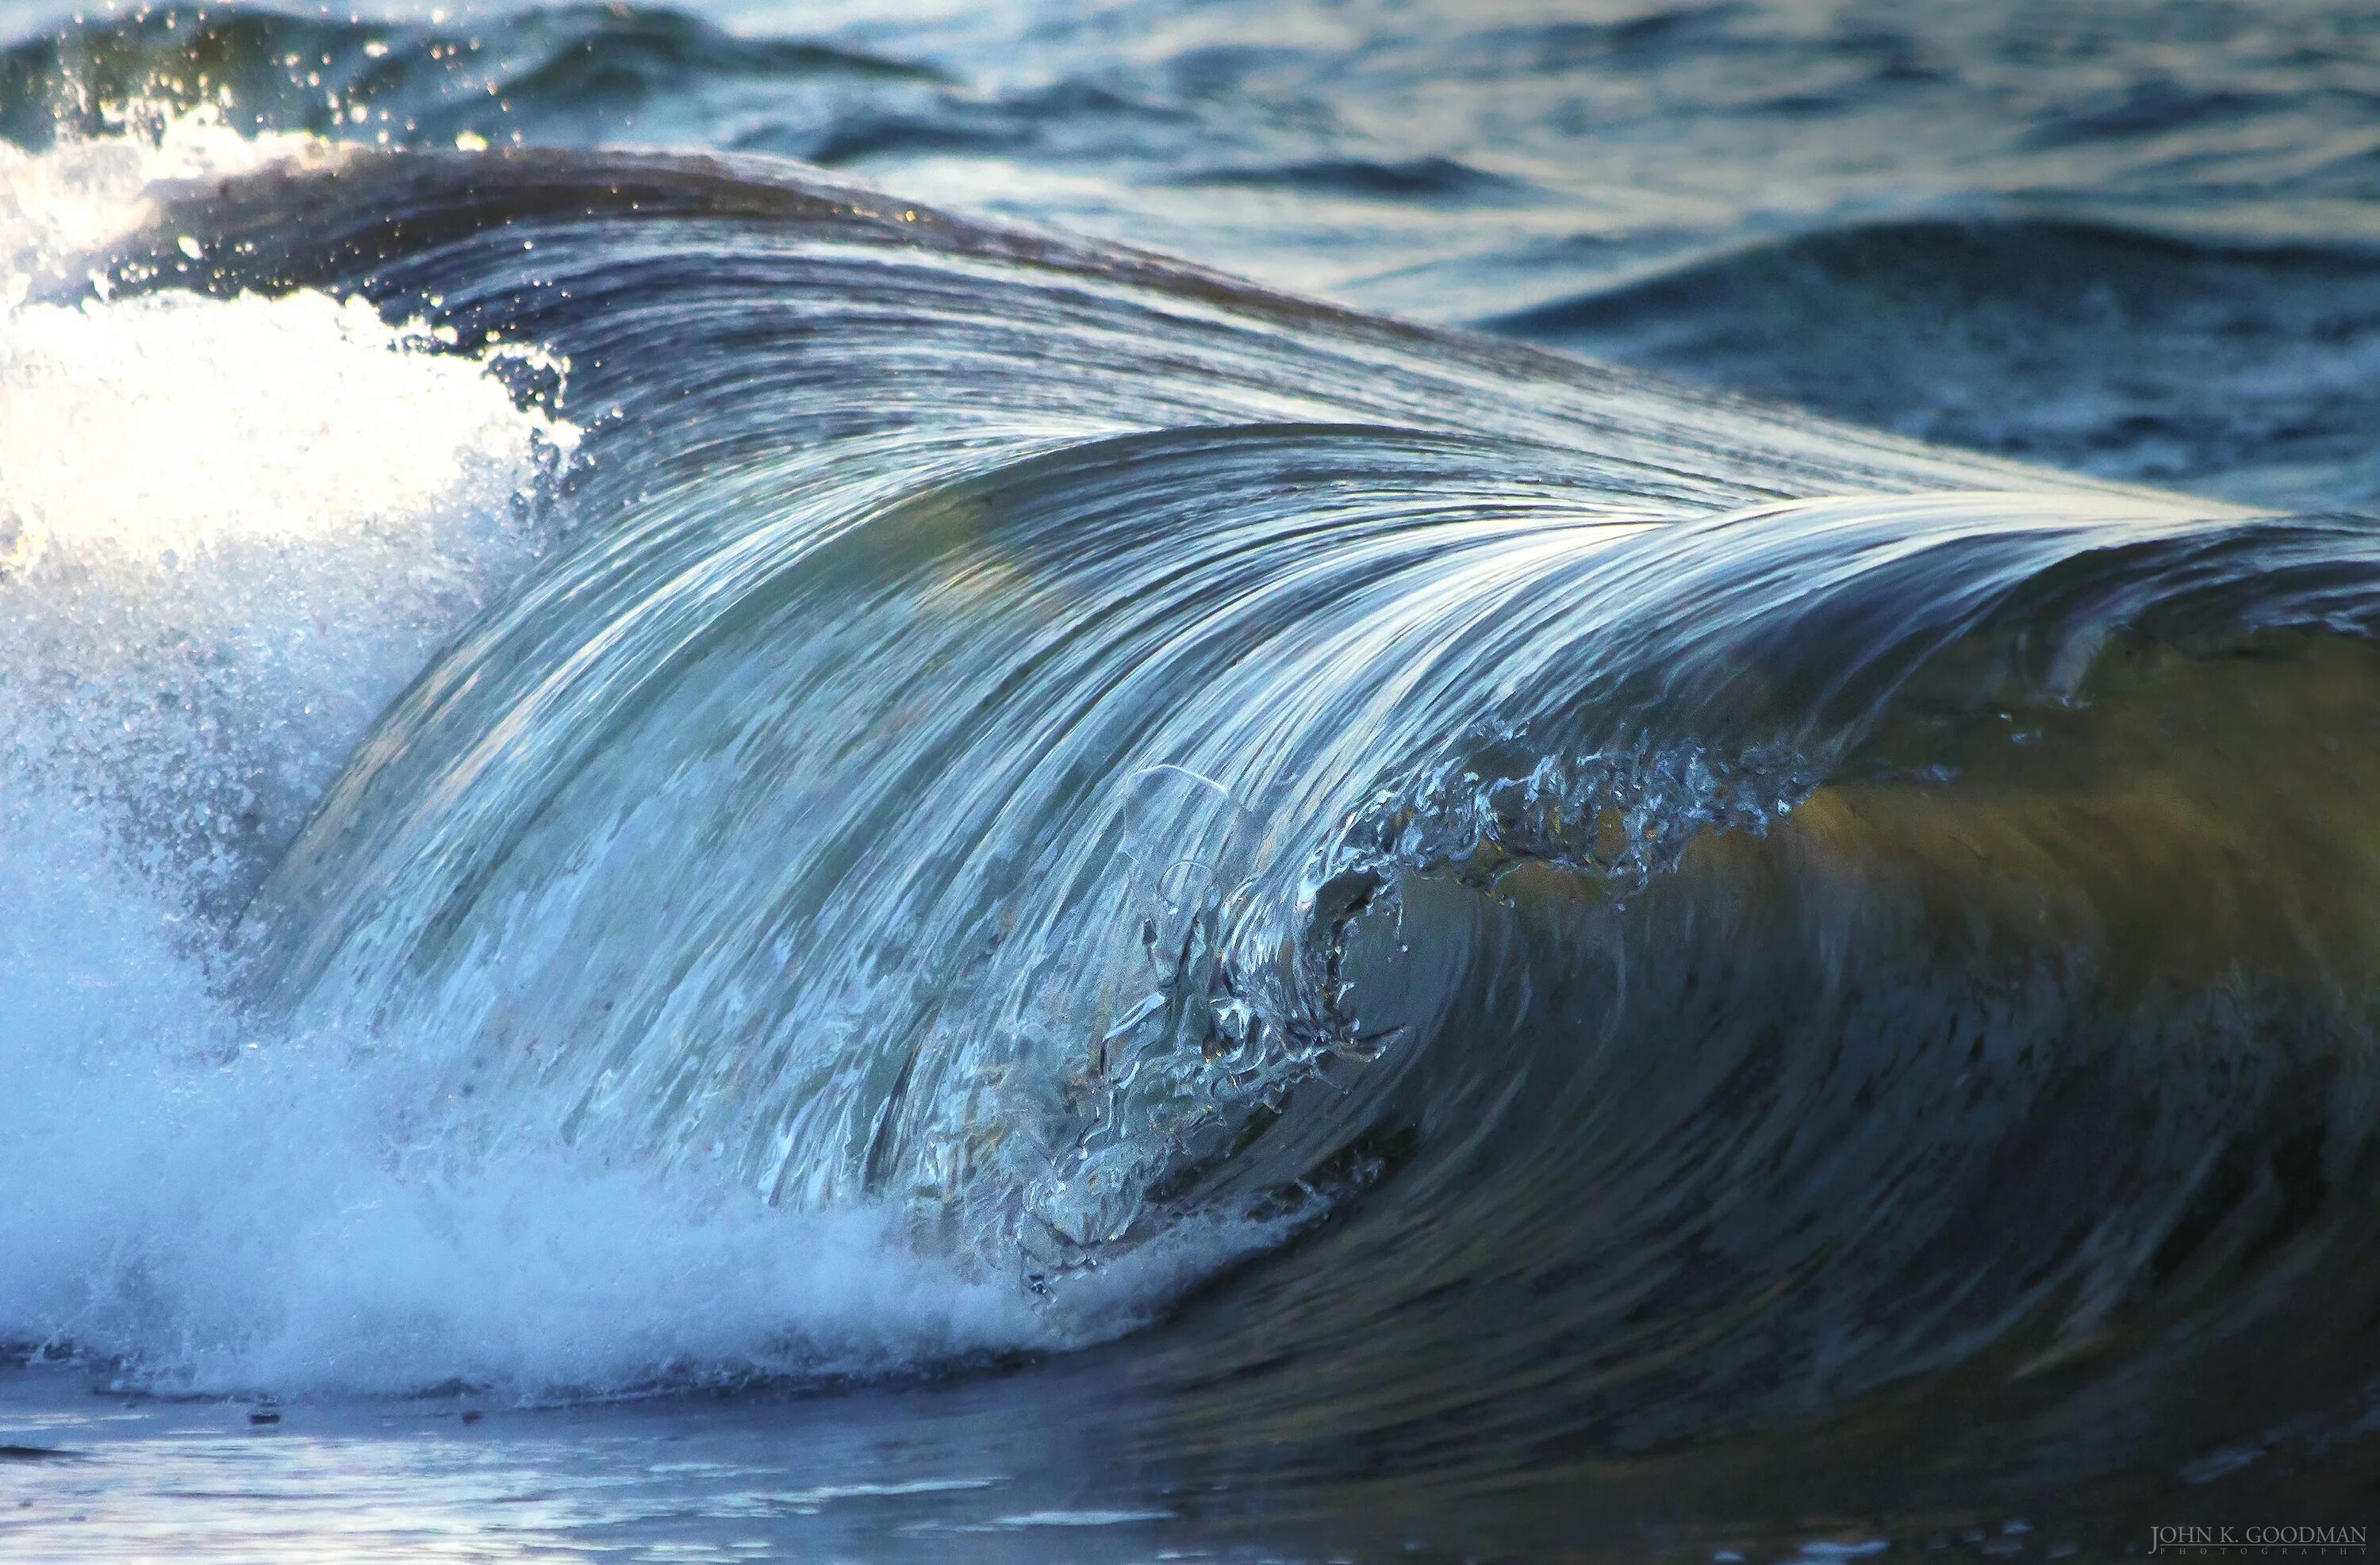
3 1 2379 1559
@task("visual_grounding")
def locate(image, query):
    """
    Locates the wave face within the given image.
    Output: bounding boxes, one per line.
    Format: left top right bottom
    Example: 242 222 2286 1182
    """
178 155 2086 1279
6 1 2380 1546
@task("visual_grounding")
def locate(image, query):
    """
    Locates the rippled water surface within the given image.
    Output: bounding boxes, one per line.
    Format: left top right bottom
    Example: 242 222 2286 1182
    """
4 1 2379 1560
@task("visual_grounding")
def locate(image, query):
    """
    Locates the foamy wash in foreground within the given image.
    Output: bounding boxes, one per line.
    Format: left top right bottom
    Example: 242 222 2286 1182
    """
2 90 2378 1565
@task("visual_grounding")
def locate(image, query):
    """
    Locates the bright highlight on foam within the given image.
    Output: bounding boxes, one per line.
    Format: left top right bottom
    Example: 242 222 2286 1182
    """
0 105 320 288
0 289 575 563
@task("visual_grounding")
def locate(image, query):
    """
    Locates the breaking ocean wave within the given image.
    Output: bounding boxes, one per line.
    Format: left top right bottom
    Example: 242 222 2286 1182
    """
6 5 2380 1552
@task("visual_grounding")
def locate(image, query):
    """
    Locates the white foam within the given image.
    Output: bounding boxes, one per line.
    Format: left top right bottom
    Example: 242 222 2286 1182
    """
0 989 1043 1394
0 265 578 914
1 105 322 290
0 290 578 563
0 113 1274 1398
0 118 1088 1397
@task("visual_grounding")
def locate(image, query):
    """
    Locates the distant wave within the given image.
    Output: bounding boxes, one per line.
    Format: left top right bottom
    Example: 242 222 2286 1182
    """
1173 155 1533 202
0 5 1176 167
1488 215 2380 512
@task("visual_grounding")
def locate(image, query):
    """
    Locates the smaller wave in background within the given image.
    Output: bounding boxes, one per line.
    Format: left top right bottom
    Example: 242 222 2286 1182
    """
0 6 1120 164
1493 217 2380 516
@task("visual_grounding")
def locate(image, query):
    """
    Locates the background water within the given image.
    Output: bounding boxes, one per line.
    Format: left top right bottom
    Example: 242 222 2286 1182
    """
11 0 2380 512
4 1 2380 1560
